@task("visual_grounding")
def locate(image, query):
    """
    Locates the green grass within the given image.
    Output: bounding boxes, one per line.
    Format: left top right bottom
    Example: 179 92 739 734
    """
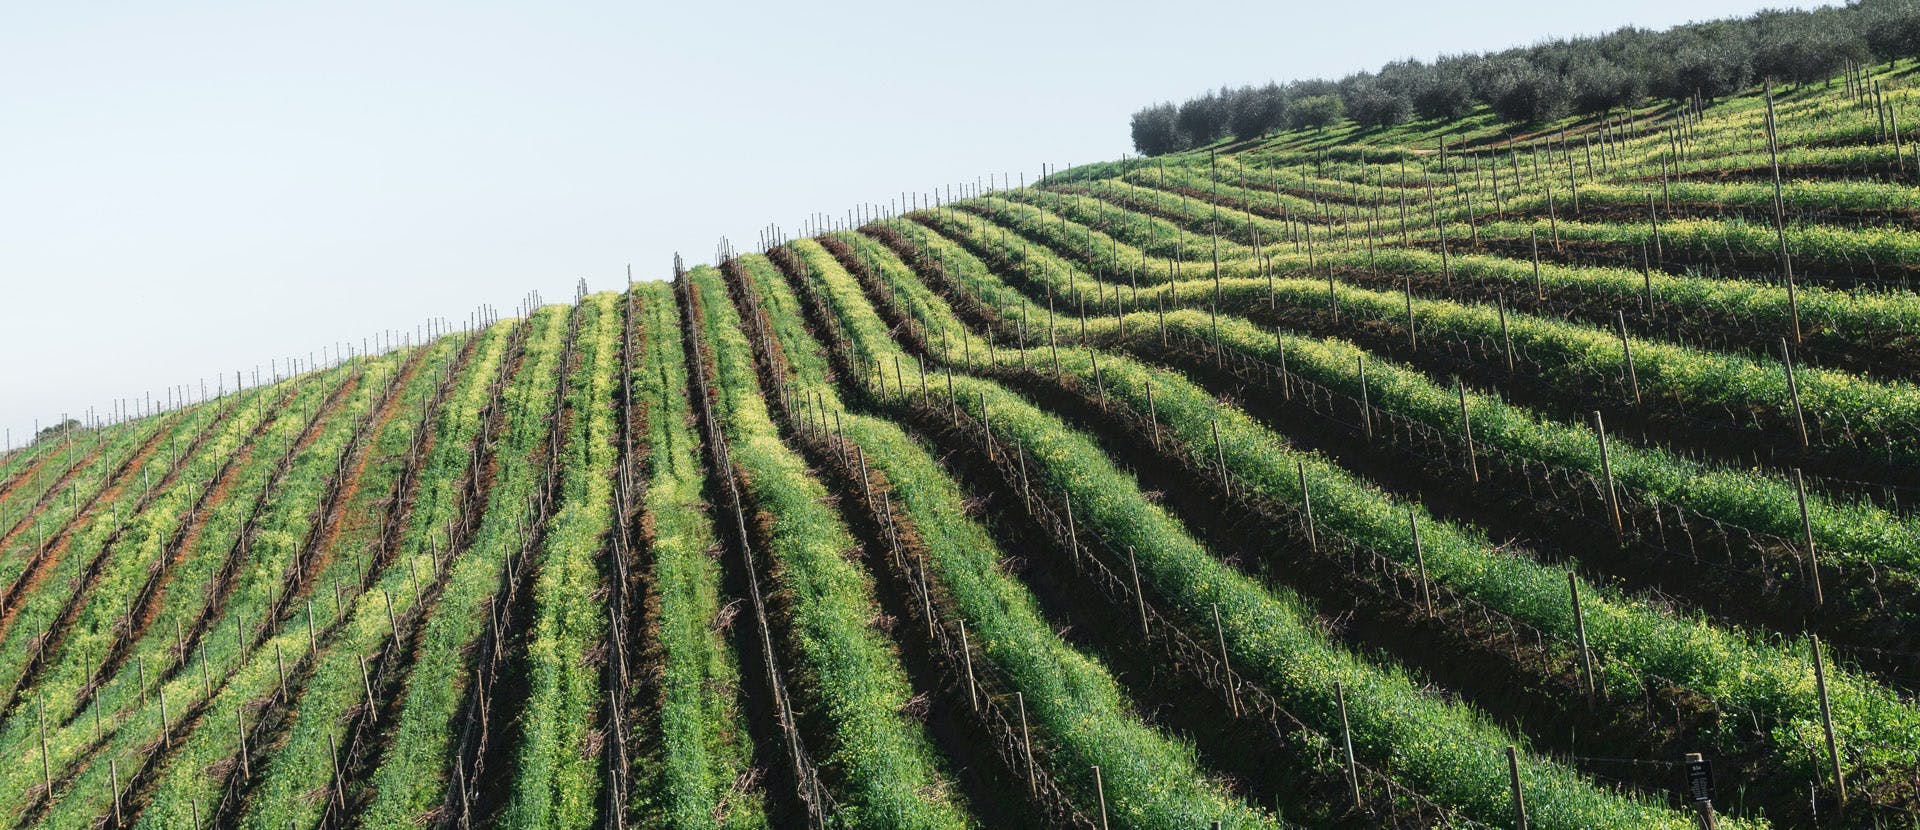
741 249 1283 828
0 420 136 548
357 306 570 826
629 281 766 829
919 206 1920 465
786 233 1733 830
689 265 974 830
0 412 176 604
0 374 334 827
132 339 474 828
860 221 1920 811
24 355 396 830
884 215 1920 577
504 292 622 830
238 326 506 830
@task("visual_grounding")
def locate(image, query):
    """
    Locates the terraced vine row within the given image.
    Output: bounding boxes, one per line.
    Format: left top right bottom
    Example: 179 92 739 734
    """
12 61 1920 829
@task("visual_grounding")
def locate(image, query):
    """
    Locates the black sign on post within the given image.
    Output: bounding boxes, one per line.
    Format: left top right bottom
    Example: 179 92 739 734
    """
1685 756 1715 804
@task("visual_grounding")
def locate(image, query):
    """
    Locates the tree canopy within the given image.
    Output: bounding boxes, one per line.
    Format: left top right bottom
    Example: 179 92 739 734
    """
1131 2 1915 154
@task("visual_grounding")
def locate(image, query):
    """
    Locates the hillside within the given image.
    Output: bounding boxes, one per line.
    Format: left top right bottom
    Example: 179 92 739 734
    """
3 63 1919 830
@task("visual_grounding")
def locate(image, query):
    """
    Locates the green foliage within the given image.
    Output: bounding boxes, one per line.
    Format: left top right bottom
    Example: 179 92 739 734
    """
359 306 571 826
504 293 621 830
797 232 1727 830
629 282 766 829
1131 103 1186 156
31 356 395 829
873 218 1920 812
0 377 335 819
239 327 509 830
1286 95 1345 131
757 246 1281 827
939 194 1920 465
689 266 974 830
139 339 478 829
18 42 1920 830
1130 3 1895 152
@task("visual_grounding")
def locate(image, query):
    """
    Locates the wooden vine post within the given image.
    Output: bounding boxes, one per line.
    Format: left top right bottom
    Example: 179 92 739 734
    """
1212 603 1239 716
1810 635 1846 804
1093 766 1110 830
1337 680 1362 810
1617 310 1641 405
1128 546 1149 637
1593 411 1624 542
1275 334 1291 400
1640 241 1654 313
1357 358 1373 441
1458 384 1479 483
1763 81 1804 344
1298 462 1318 553
1647 194 1663 266
1404 280 1418 351
919 555 934 640
1410 510 1434 618
110 758 122 826
1143 383 1159 450
1507 745 1529 830
1569 572 1597 701
37 703 51 799
1545 189 1561 253
1795 470 1824 606
959 621 978 712
235 706 251 779
1781 339 1809 448
328 732 347 811
1211 420 1229 499
1017 691 1036 796
1497 295 1515 371
1065 493 1079 571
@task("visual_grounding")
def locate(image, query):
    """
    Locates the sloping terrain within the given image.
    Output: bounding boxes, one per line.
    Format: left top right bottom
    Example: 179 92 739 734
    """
5 63 1919 829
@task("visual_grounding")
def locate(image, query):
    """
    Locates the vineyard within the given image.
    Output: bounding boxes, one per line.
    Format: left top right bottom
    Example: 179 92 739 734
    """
8 62 1920 829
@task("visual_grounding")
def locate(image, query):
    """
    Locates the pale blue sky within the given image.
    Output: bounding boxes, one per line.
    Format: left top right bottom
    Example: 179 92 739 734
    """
1 0 1815 442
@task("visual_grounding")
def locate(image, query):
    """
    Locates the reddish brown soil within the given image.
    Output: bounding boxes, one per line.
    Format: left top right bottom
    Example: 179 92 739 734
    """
0 440 112 556
135 376 360 649
0 450 60 510
0 421 176 637
298 353 431 599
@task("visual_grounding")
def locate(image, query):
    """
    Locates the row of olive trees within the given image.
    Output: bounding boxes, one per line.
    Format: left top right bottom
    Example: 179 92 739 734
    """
1132 0 1920 155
